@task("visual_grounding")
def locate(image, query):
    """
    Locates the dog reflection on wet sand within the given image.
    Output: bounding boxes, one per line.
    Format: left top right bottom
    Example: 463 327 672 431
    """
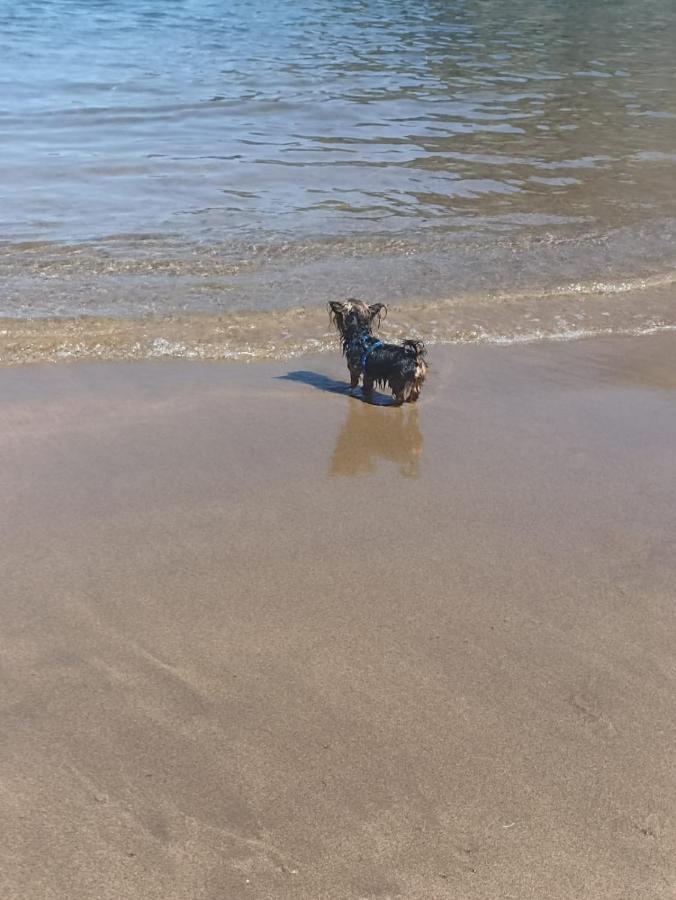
330 401 423 477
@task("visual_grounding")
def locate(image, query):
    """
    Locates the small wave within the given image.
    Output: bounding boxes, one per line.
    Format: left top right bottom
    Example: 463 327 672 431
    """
470 322 676 346
2 217 676 365
2 275 675 366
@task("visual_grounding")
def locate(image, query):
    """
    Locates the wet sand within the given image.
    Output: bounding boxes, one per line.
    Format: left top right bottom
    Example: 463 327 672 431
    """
1 334 675 899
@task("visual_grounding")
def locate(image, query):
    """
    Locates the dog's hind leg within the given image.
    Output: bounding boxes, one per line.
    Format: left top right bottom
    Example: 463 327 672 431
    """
395 380 416 405
408 364 426 402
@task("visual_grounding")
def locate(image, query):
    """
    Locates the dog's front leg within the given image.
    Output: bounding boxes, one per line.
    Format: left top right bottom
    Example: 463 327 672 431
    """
362 374 374 400
349 367 361 392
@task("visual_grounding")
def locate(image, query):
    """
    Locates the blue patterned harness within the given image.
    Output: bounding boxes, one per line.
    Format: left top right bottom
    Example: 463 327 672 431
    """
352 335 383 371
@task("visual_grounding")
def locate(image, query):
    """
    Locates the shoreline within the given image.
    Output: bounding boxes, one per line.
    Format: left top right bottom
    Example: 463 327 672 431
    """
1 295 676 366
2 334 676 899
2 220 676 366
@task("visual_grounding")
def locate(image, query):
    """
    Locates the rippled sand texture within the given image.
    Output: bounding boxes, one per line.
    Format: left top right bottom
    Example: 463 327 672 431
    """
2 335 676 899
2 0 676 361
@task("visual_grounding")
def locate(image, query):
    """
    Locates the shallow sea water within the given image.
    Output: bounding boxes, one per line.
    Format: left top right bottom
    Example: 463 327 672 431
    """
2 0 676 361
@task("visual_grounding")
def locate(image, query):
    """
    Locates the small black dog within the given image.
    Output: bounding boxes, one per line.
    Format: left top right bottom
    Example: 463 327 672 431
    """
329 299 427 404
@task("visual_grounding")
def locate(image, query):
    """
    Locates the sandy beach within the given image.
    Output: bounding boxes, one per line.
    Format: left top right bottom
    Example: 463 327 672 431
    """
1 333 675 900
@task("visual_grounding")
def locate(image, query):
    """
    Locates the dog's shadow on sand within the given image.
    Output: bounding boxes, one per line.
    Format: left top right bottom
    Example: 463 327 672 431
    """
278 370 423 476
278 370 350 396
278 370 394 406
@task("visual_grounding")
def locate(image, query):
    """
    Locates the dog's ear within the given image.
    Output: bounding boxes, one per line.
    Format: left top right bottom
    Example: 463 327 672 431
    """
369 303 387 326
328 300 346 330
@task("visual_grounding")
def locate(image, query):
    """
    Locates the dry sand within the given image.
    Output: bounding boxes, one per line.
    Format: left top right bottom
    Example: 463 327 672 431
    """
1 334 675 899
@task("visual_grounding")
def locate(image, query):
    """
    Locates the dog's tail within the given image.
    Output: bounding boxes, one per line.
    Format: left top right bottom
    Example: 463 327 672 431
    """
402 339 427 359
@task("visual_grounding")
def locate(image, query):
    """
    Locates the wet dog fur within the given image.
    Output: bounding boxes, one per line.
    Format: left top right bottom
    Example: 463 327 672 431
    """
328 299 427 404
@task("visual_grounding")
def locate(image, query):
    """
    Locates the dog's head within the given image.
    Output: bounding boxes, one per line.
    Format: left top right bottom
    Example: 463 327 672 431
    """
328 299 387 339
